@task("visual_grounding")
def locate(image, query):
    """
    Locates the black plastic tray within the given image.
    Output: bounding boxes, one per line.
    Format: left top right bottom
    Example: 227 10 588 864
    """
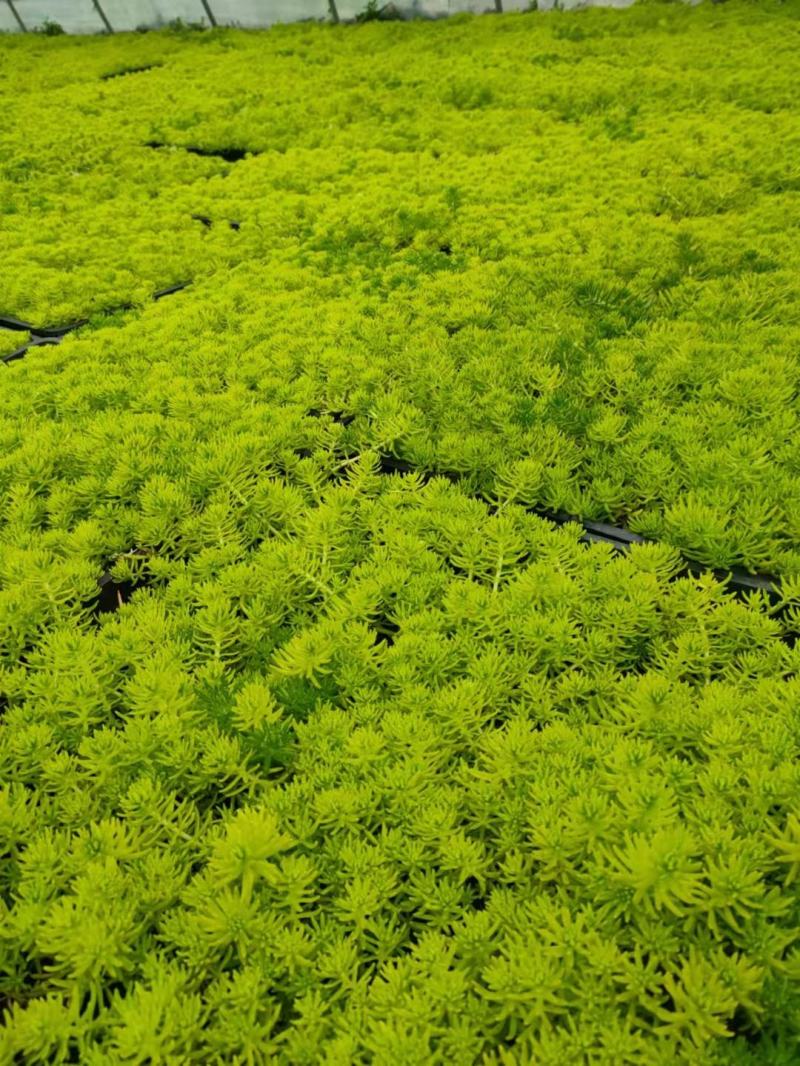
376 452 781 601
1 281 191 345
145 141 253 163
0 315 36 333
1 337 60 365
101 64 161 81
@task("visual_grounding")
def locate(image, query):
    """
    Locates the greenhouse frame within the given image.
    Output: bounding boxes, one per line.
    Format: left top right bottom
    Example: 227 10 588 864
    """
0 0 634 34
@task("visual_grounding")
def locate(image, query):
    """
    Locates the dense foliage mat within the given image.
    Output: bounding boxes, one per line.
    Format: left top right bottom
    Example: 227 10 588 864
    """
3 3 800 1063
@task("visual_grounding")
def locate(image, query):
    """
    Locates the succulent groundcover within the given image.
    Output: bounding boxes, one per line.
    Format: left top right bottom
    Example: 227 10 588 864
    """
2 3 800 1063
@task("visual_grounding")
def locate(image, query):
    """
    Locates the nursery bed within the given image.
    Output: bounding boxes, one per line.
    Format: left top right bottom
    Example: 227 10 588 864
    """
2 4 800 1064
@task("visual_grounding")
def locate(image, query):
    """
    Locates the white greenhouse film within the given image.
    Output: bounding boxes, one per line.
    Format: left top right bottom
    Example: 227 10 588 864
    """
3 0 639 33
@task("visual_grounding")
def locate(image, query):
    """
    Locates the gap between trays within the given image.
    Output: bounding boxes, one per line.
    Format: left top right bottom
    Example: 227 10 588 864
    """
374 454 782 603
1 282 191 363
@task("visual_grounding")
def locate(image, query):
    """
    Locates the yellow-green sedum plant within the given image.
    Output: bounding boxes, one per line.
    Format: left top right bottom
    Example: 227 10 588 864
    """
2 3 800 1063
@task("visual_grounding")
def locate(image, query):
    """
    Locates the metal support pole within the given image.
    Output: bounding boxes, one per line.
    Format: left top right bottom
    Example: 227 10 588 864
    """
495 0 503 11
6 0 26 31
199 0 218 27
92 0 113 32
328 0 340 22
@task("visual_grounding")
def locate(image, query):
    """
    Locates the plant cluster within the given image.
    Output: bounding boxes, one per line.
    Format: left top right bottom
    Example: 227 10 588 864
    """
2 3 800 1062
2 1 800 571
3 456 800 1064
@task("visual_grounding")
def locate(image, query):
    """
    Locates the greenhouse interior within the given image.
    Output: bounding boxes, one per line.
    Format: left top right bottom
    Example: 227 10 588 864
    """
0 1 640 34
2 0 800 1063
